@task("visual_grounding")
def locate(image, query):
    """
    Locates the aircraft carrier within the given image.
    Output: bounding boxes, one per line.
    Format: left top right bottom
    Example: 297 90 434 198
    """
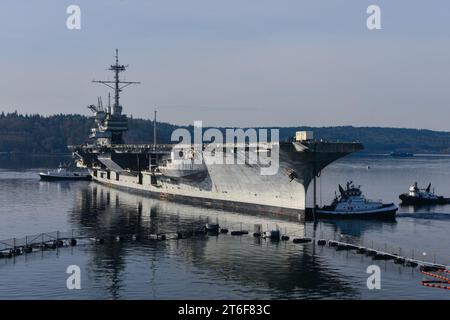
69 50 363 218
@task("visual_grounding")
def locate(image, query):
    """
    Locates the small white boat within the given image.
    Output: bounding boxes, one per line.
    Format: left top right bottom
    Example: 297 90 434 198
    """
39 164 91 181
315 181 397 220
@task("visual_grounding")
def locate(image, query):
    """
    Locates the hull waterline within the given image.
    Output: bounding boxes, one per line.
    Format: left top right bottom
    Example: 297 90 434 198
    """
39 173 92 181
311 208 398 220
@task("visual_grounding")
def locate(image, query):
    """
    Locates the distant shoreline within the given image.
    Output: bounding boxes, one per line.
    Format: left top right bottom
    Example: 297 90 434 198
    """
2 113 450 154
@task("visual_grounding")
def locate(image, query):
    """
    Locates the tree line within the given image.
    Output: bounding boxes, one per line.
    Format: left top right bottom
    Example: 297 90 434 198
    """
1 112 450 154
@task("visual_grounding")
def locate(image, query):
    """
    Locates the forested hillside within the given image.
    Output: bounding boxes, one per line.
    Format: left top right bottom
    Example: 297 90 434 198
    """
1 112 450 154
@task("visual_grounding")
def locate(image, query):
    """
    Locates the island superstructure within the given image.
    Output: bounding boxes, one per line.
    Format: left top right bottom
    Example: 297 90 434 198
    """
69 50 363 218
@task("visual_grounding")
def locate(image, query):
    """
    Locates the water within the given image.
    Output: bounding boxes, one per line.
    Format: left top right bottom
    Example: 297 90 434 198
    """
0 154 449 299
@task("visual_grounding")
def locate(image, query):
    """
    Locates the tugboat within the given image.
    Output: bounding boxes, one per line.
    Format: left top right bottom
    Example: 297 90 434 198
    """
39 164 91 181
399 182 449 205
316 182 398 219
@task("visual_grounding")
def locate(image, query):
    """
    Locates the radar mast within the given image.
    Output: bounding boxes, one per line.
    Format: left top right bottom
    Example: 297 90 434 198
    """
89 49 140 145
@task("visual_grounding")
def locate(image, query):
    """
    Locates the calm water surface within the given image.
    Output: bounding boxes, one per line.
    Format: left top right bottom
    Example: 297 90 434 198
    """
0 154 449 299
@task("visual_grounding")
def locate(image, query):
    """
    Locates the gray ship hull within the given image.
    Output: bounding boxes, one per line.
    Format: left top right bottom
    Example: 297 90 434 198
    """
91 176 305 217
74 141 363 218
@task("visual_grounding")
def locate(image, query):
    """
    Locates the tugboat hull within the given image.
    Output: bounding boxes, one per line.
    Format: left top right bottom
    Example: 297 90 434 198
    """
39 173 91 181
313 204 398 220
399 194 450 205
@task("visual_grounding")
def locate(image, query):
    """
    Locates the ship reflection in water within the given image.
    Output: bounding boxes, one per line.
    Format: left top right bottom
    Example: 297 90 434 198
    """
71 184 357 299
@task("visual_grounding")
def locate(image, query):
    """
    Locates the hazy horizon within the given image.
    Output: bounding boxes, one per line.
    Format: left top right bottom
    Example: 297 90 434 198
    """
1 1 449 130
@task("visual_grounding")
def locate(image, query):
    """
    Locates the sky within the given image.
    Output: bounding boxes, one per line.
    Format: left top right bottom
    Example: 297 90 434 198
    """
0 0 449 130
